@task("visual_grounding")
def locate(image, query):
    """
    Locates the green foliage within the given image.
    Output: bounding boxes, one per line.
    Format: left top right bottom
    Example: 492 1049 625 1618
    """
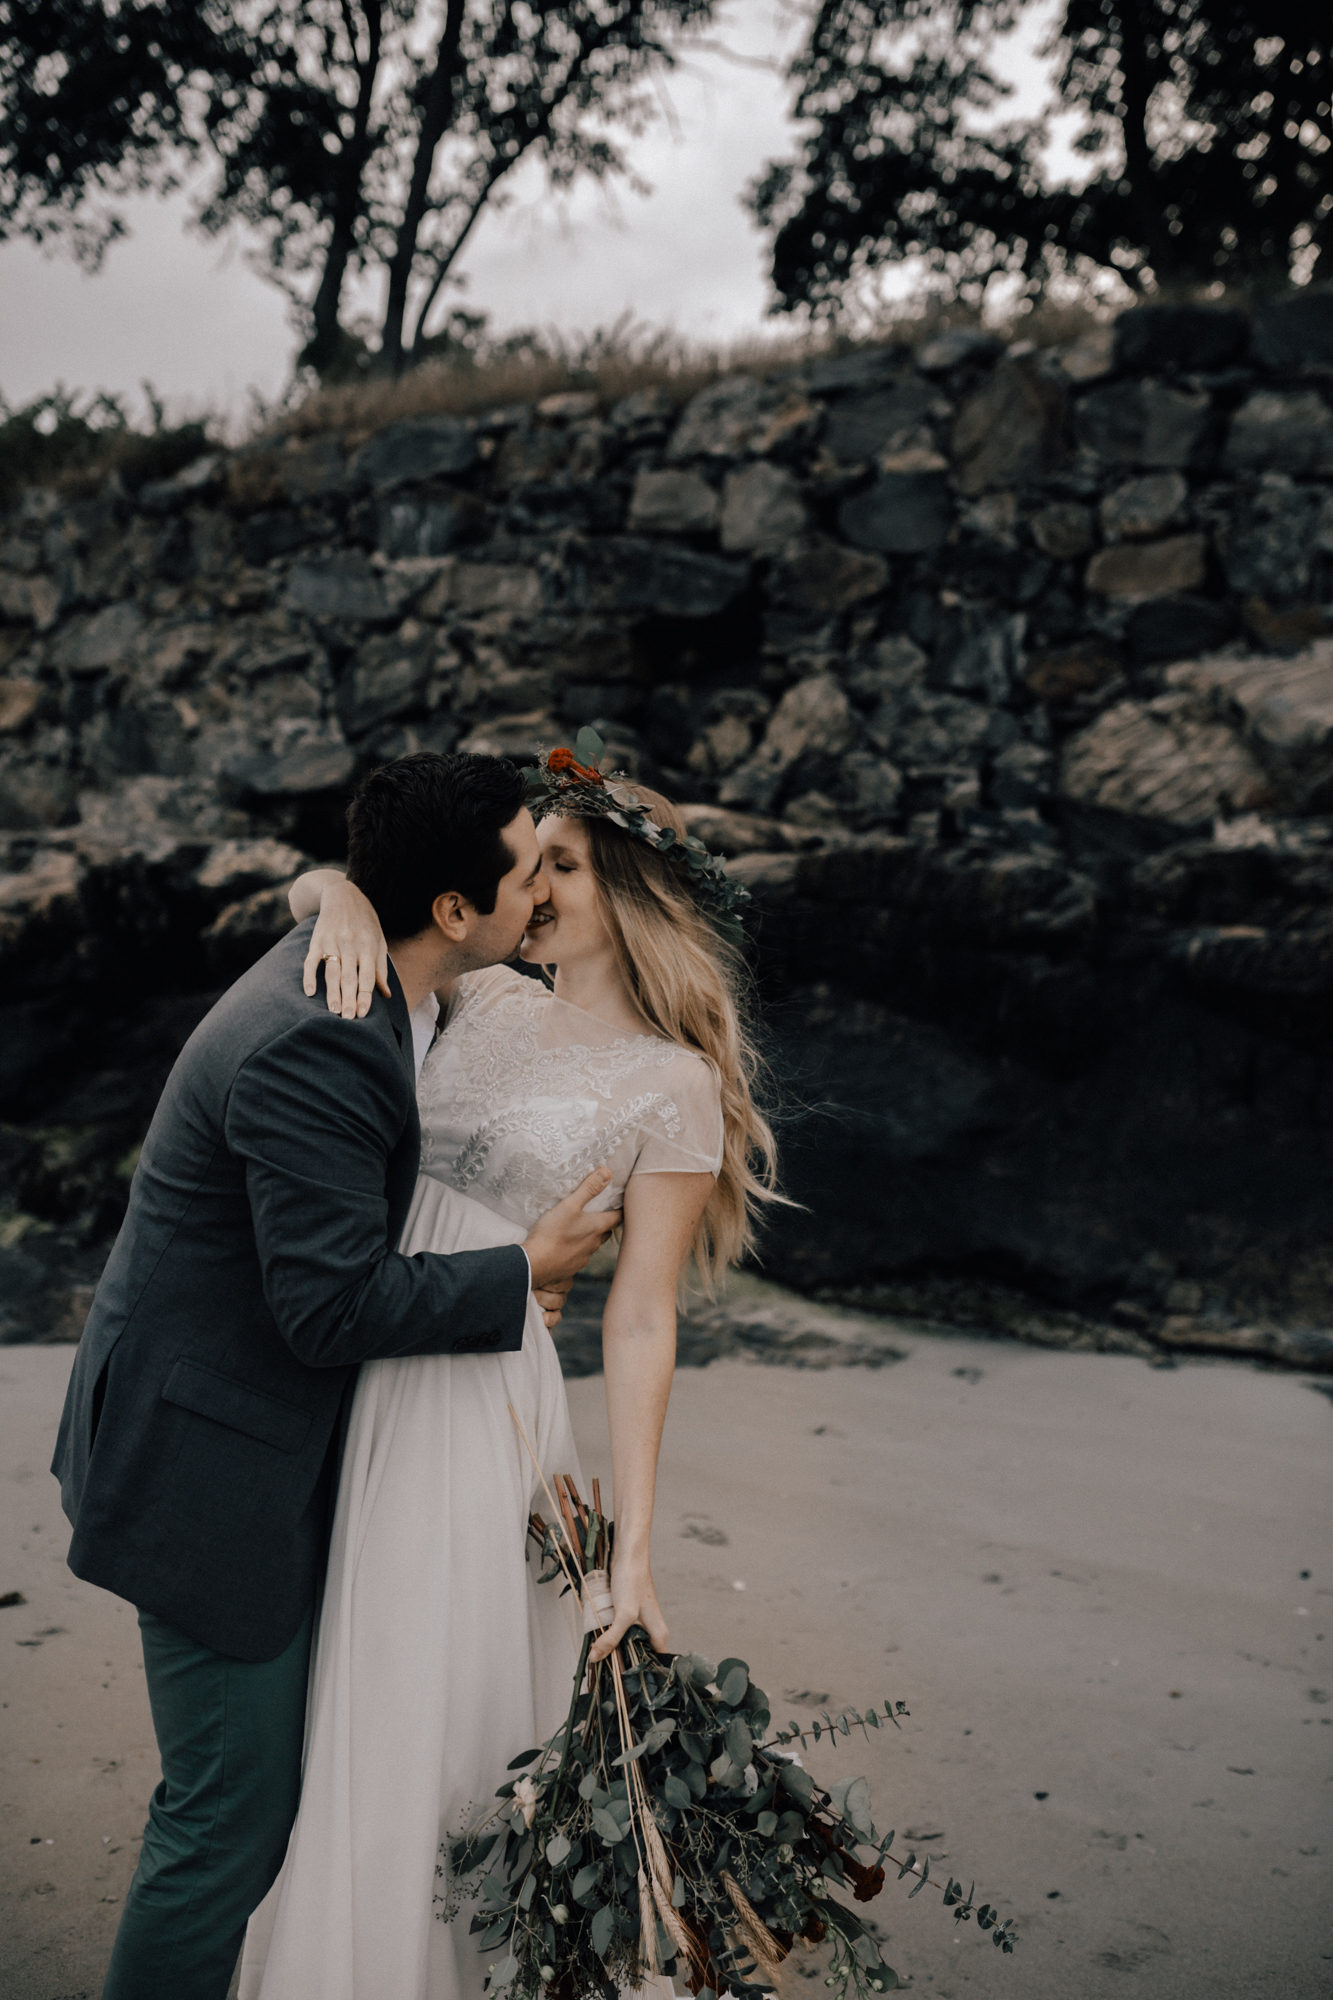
749 0 1332 311
0 388 213 499
439 1625 1017 2000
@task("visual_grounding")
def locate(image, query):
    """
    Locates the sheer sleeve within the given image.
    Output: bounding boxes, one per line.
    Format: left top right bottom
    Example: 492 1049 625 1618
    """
629 1052 724 1179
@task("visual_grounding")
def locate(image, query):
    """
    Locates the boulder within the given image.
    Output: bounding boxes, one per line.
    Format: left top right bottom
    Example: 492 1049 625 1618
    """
806 345 908 394
0 759 80 829
457 710 554 760
565 538 749 619
667 376 785 461
1240 599 1329 654
1075 380 1213 468
419 560 544 619
1099 472 1189 542
278 432 350 504
226 729 356 797
1030 503 1095 559
1223 390 1333 475
0 571 65 631
0 848 82 967
376 489 490 559
719 675 855 811
1059 694 1273 826
51 601 145 674
537 391 598 422
203 883 298 978
284 555 390 623
242 511 323 567
1127 595 1236 666
1113 305 1248 375
675 804 795 856
627 470 719 536
915 330 1004 373
1085 534 1207 600
1217 484 1324 600
951 357 1070 496
767 536 888 615
822 378 941 464
837 472 952 553
1250 290 1333 375
338 633 435 735
842 749 904 821
1166 643 1333 812
350 417 478 495
873 689 992 771
1023 639 1123 703
609 386 677 434
195 838 309 897
0 680 43 732
990 740 1052 809
931 605 1026 701
719 462 808 553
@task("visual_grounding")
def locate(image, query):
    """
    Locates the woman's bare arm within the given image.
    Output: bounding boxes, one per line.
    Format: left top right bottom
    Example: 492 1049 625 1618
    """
288 868 391 1019
589 1168 714 1665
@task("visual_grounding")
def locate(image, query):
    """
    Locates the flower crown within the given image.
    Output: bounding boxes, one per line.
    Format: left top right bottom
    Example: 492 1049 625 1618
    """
523 725 752 949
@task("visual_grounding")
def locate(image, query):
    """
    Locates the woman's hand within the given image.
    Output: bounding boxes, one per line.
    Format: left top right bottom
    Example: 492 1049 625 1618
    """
295 872 391 1019
589 1547 668 1665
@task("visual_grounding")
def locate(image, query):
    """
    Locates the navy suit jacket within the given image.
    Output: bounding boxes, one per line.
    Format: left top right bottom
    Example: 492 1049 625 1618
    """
52 918 528 1660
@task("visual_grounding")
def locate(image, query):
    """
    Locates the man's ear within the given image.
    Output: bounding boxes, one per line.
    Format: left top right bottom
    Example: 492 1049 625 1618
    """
431 889 473 941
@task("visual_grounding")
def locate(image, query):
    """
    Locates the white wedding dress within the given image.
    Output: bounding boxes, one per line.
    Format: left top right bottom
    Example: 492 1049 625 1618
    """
240 964 723 2000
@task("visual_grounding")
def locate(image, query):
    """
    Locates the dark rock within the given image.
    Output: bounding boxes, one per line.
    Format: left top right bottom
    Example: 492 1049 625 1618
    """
135 453 224 515
1240 599 1330 655
203 883 298 980
0 680 44 732
821 378 940 464
838 472 952 554
1030 503 1095 559
1128 595 1237 666
943 535 1052 606
226 730 356 797
376 488 490 558
1099 472 1189 542
931 605 1025 701
1075 380 1214 468
243 511 325 567
720 462 807 553
1024 638 1124 702
0 759 79 829
503 480 623 537
51 601 144 674
338 632 435 735
990 741 1052 809
1114 306 1248 375
1085 534 1208 601
873 689 992 771
806 344 909 394
766 536 888 615
350 417 478 495
667 375 807 461
1250 289 1333 375
627 470 718 536
916 330 1004 373
284 554 391 623
1059 694 1273 827
1218 484 1324 600
564 537 749 619
1168 644 1333 813
719 675 856 812
609 386 677 435
952 357 1070 496
1223 390 1333 475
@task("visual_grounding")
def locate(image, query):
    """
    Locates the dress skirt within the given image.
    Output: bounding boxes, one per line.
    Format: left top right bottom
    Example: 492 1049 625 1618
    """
239 1172 584 2000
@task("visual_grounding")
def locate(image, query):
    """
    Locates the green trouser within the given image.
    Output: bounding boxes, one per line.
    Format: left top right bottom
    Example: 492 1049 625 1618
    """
101 1603 314 2000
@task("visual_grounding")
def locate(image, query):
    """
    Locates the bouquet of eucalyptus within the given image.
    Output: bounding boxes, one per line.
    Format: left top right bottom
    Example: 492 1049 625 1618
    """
440 1432 1016 2000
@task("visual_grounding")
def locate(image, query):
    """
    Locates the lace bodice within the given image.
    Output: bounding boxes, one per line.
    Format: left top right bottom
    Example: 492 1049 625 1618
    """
414 965 724 1229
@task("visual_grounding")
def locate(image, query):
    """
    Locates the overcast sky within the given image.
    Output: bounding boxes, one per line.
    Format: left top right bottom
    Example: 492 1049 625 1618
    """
0 1 1067 432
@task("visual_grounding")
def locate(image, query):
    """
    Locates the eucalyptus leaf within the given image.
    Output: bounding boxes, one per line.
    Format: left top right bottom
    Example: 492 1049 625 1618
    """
718 1665 749 1707
507 1748 541 1770
662 1774 693 1810
591 1904 615 1957
489 1954 518 1987
756 1811 778 1837
571 1863 602 1903
591 1807 624 1846
725 1717 752 1769
545 1834 571 1868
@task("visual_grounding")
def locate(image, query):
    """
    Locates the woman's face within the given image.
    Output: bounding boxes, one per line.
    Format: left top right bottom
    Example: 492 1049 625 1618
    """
519 816 612 968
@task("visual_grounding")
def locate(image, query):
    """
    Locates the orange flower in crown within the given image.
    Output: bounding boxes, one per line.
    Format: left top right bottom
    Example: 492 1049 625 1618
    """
547 746 604 784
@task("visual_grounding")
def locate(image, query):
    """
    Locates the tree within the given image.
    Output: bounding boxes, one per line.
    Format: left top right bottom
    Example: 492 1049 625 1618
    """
747 0 1332 314
0 0 714 376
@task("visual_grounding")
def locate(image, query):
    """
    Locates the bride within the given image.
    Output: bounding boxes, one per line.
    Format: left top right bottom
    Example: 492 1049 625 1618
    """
239 743 780 2000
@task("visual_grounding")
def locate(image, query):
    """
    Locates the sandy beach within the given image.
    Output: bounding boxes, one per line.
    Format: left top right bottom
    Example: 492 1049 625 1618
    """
2 1326 1329 2000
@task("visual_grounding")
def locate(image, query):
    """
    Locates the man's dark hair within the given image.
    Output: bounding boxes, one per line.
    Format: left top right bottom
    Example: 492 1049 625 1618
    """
345 752 527 940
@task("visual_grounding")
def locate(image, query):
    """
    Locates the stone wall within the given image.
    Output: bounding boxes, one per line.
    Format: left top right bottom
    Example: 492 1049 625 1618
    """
3 294 1333 1365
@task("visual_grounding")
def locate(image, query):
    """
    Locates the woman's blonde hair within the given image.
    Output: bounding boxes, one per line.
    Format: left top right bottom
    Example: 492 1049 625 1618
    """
576 788 785 1289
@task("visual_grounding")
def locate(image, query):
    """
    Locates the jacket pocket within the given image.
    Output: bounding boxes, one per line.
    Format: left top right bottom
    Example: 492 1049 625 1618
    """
161 1359 312 1455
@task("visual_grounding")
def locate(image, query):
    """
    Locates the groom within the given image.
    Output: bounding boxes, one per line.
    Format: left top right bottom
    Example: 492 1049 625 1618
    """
53 750 620 2000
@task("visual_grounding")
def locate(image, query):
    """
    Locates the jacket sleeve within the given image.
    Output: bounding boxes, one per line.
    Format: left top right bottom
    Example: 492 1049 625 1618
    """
224 1013 529 1369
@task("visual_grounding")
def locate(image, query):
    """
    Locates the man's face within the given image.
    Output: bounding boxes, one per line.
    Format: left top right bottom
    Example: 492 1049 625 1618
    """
460 808 549 967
